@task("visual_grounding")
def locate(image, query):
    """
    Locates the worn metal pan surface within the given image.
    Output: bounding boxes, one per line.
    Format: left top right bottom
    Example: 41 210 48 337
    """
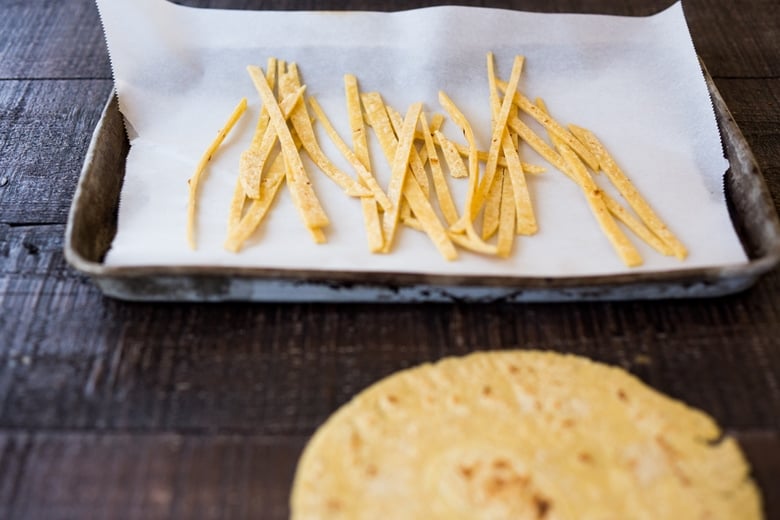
64 71 780 302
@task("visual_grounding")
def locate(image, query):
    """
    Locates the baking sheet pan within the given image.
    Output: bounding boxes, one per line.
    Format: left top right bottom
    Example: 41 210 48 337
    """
64 69 780 302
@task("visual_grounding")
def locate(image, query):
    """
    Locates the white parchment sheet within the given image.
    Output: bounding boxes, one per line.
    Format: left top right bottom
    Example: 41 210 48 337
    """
97 0 748 276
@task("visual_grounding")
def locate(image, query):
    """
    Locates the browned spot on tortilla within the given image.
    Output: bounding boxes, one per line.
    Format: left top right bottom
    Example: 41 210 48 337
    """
534 495 552 518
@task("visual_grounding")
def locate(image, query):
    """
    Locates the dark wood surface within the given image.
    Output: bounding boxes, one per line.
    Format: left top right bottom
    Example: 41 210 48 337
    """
0 0 778 518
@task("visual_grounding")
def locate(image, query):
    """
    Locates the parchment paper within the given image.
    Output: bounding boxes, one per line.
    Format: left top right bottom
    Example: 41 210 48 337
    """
97 0 748 276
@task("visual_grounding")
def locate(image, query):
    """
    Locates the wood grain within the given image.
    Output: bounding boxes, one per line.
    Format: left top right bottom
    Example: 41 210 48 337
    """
715 78 780 211
0 432 303 520
0 80 114 224
0 0 111 79
0 431 776 520
1 271 779 433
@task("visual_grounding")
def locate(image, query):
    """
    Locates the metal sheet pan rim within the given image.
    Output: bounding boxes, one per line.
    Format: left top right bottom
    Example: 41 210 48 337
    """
64 70 780 302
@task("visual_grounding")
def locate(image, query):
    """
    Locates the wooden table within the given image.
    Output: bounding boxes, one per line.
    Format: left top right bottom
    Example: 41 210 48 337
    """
1 0 778 518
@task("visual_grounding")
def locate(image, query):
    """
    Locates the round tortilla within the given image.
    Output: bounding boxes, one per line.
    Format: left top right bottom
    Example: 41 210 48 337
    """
291 351 762 519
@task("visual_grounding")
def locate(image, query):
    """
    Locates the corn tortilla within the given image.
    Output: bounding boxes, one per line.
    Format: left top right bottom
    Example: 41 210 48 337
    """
291 351 762 520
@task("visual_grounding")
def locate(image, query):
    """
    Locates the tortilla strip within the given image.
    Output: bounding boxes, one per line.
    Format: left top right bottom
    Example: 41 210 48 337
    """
247 65 329 232
386 105 431 197
569 124 687 259
421 114 459 227
187 97 247 250
486 53 537 235
536 99 642 267
475 55 524 216
308 96 391 210
342 75 384 252
238 58 278 198
497 78 599 170
281 65 369 197
381 102 423 251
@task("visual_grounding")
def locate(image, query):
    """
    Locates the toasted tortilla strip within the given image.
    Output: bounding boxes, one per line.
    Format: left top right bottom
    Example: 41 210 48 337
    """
308 96 391 211
238 86 306 199
536 98 642 267
438 92 480 225
247 65 329 233
448 232 499 256
498 78 599 170
603 195 674 256
448 140 546 174
238 58 277 198
227 180 248 234
438 91 493 256
496 167 516 258
386 105 431 197
421 113 459 227
475 55 524 215
224 151 287 252
361 93 398 159
281 65 369 198
486 53 537 236
481 164 503 240
381 102 423 251
434 131 469 179
429 113 445 133
569 124 687 259
187 97 247 250
400 201 423 232
344 75 370 169
506 115 568 174
344 74 384 252
402 172 458 260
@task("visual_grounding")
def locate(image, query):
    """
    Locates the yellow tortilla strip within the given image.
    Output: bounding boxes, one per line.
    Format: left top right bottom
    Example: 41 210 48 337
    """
421 113 459 227
308 96 391 210
434 131 469 179
496 167 516 258
386 105 431 197
362 97 455 258
569 124 687 259
438 91 479 225
238 87 306 199
361 93 398 160
506 115 568 174
226 120 309 252
448 232 499 256
487 53 537 236
224 151 287 252
247 65 329 232
481 164 503 240
344 75 370 169
281 65 369 198
532 118 663 258
344 74 384 253
541 111 642 266
227 180 247 234
429 113 445 133
238 58 277 198
308 226 327 244
438 91 488 255
402 171 458 261
498 78 599 170
187 97 248 250
603 195 674 256
400 201 423 232
448 140 546 173
475 55 524 215
381 102 423 252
